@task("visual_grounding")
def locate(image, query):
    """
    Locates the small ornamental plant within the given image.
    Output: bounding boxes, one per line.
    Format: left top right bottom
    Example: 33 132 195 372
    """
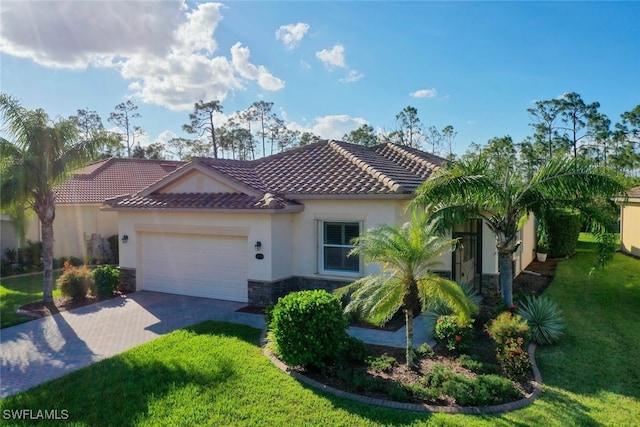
496 337 532 381
485 311 530 346
57 265 93 301
434 315 474 353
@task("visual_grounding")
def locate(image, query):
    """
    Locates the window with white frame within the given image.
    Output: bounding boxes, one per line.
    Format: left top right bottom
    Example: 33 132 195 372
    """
320 221 361 274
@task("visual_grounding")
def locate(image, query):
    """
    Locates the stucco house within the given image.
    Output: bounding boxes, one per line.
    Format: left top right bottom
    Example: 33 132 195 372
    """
23 158 184 259
619 186 640 257
103 140 535 306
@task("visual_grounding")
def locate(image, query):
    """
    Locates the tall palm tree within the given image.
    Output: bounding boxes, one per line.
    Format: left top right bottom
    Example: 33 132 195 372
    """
336 212 477 367
0 94 99 304
411 157 625 307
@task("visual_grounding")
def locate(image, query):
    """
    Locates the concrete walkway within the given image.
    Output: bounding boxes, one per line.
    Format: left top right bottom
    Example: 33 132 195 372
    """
0 291 432 399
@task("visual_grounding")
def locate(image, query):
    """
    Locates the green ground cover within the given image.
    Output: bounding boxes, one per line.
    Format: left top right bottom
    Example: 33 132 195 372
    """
0 272 62 328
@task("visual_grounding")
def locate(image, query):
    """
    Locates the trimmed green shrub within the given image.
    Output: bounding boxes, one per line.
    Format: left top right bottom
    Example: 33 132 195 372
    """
90 265 120 299
496 337 532 381
546 209 581 257
486 311 529 346
434 315 474 352
57 266 93 300
268 290 351 369
367 353 397 373
517 295 566 345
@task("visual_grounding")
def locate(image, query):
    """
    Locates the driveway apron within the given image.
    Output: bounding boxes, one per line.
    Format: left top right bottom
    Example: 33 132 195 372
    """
1 291 432 399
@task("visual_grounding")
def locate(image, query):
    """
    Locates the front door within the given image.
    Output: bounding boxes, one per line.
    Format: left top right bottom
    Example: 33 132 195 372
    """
452 220 482 293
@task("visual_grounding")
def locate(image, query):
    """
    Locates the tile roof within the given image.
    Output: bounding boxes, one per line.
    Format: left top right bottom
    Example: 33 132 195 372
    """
105 140 446 211
197 140 445 196
55 158 185 204
627 186 640 199
105 192 300 210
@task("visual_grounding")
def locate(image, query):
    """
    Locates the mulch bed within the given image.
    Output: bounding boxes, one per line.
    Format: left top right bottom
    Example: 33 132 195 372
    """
18 293 123 318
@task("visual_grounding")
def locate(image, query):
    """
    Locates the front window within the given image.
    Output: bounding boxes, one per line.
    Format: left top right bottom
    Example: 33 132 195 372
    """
322 222 360 274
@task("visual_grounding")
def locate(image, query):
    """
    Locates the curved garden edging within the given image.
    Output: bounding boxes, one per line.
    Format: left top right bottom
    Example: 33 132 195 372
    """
264 343 543 414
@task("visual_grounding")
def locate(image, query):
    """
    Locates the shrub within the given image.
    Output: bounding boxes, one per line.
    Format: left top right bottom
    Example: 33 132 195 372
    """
496 337 532 381
90 265 120 299
268 290 350 369
546 209 581 257
486 311 529 346
516 295 566 345
455 354 485 373
476 374 521 402
57 266 93 300
434 315 474 352
367 353 397 373
414 342 435 359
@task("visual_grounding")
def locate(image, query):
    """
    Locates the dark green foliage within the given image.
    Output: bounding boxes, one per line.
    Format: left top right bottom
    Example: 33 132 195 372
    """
496 337 532 381
268 290 351 369
107 234 119 264
517 295 566 345
593 232 618 268
546 210 581 257
57 266 93 300
90 265 120 299
434 315 474 352
366 353 397 373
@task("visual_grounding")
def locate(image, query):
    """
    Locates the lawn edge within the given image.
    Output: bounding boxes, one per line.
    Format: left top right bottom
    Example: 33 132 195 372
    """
264 343 543 414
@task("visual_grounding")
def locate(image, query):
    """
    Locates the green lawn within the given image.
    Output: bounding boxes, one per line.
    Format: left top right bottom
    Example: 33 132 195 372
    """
0 272 62 329
1 246 639 426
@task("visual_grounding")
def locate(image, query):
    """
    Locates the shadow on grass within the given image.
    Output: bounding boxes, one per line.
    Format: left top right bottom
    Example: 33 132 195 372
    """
0 342 236 426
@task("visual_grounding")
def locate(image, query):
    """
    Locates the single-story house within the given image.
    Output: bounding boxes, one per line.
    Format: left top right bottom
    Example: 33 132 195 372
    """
1 214 20 259
24 158 184 259
103 140 535 306
619 186 640 257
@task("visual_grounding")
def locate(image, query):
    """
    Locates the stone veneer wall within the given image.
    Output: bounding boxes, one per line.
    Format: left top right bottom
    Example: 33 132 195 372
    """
248 276 352 306
481 273 500 296
118 267 136 293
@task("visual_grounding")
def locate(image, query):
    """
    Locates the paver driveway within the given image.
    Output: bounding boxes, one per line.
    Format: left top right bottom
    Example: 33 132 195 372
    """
0 291 264 398
0 291 431 399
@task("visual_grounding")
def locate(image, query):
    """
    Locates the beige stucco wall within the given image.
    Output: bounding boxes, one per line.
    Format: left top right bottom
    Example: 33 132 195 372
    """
621 201 640 257
23 204 118 258
160 170 238 193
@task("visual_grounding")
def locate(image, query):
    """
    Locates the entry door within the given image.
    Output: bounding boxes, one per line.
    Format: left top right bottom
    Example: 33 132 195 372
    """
452 219 482 292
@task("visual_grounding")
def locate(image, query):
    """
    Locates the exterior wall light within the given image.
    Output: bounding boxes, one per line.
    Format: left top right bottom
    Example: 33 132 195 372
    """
122 234 129 244
255 241 262 251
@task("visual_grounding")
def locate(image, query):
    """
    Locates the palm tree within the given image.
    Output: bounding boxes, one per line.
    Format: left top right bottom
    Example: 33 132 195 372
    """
411 157 625 307
336 212 477 367
0 94 100 304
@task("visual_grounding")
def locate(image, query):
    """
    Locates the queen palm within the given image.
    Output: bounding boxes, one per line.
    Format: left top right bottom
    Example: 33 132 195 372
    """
336 212 477 367
411 157 625 307
0 94 100 304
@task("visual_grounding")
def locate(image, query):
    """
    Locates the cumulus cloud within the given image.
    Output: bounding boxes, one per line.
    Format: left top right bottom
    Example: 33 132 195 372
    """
411 88 438 98
275 22 310 49
340 70 363 83
0 1 284 110
316 44 346 69
288 115 368 140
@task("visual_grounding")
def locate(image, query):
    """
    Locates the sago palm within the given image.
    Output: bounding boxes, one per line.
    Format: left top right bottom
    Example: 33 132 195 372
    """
0 94 100 304
411 157 625 307
336 212 477 367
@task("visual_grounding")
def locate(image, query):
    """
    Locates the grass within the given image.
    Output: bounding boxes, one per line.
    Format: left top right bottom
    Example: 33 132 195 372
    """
0 271 62 329
1 239 639 426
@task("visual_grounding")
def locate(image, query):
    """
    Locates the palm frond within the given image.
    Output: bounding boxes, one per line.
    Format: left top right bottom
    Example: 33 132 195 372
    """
418 275 478 323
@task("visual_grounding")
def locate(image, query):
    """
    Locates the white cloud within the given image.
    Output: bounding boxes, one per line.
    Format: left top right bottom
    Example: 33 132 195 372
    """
0 1 284 111
340 70 363 83
275 22 310 50
411 88 438 98
288 115 368 140
316 44 346 69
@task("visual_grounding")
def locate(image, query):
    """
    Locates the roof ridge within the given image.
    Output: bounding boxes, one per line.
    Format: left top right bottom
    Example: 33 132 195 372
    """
382 143 444 171
328 140 405 193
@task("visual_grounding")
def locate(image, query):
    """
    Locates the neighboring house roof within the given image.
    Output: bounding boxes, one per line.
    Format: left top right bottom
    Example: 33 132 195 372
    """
627 186 640 200
104 140 446 211
55 158 185 204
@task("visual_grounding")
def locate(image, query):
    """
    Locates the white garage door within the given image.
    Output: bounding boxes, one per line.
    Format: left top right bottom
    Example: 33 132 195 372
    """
141 233 248 302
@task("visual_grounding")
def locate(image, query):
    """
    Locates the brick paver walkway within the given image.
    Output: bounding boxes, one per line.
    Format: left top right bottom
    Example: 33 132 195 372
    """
0 291 432 399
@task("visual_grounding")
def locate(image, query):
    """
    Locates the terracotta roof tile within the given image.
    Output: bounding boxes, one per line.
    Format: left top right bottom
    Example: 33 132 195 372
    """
106 192 299 210
56 158 185 204
627 186 640 199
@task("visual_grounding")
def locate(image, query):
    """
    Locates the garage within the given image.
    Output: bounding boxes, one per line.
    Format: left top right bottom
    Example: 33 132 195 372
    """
140 232 249 302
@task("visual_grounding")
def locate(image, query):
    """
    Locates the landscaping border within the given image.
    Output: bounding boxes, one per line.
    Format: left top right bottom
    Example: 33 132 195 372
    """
264 342 543 414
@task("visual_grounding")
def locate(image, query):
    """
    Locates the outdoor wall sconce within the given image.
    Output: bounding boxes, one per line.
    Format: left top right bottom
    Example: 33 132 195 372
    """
254 241 262 251
122 234 129 244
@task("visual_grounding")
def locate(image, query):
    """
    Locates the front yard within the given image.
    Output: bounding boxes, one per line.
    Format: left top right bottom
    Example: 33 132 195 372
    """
1 242 639 426
0 272 62 329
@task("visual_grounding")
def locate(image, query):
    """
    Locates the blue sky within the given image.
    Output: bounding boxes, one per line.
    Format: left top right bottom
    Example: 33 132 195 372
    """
1 1 638 158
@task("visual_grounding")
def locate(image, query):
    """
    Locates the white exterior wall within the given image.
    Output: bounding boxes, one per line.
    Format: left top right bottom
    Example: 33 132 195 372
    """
482 221 498 275
270 214 294 280
515 215 536 275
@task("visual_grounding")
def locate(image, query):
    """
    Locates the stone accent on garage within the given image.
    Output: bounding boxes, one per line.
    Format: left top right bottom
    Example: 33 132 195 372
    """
481 273 500 296
118 267 136 293
248 276 353 306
